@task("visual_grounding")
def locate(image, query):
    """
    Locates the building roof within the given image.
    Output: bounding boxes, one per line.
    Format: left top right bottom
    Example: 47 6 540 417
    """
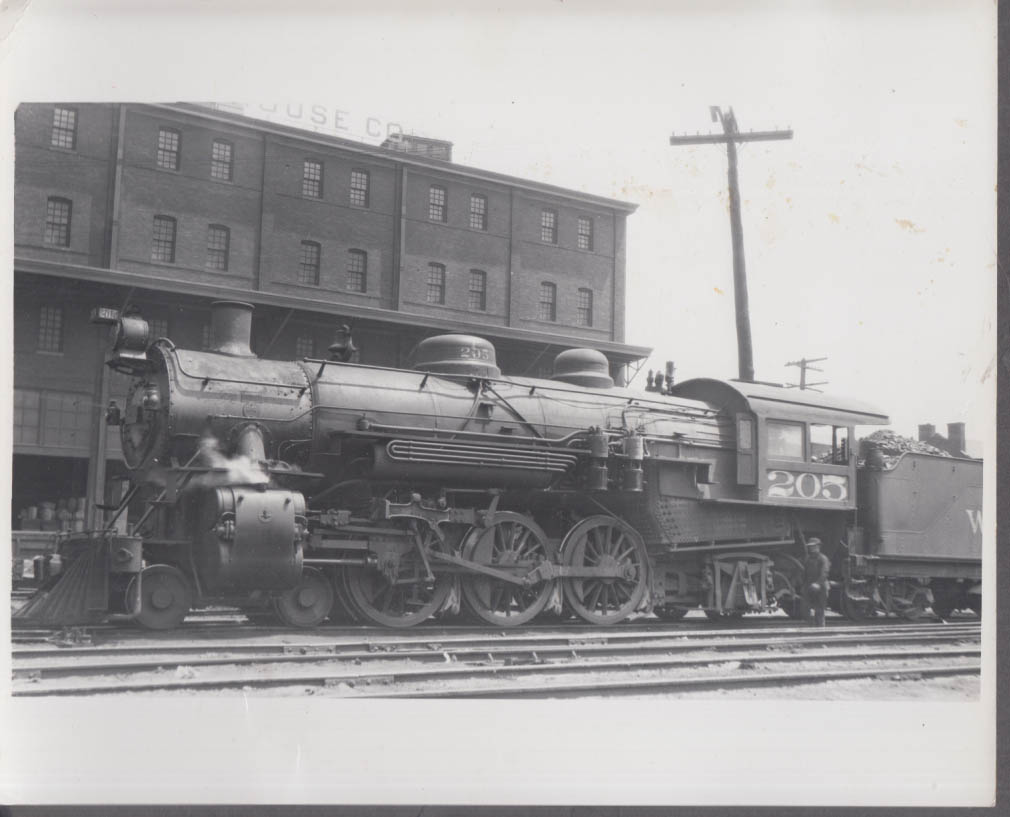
16 256 653 363
155 103 638 214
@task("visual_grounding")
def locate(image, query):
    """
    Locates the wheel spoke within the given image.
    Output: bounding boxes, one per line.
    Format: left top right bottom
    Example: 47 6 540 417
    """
614 544 637 563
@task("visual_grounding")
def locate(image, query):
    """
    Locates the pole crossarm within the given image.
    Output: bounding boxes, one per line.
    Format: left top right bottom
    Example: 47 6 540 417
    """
669 130 793 146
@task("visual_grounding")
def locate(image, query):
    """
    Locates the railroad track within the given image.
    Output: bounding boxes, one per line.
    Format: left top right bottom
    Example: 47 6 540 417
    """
12 619 981 698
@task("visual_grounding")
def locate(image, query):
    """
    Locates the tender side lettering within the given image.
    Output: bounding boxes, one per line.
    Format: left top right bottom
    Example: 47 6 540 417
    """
966 508 983 535
766 470 848 502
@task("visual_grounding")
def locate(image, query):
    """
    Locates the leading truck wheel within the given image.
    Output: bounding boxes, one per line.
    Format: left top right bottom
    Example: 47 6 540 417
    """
273 567 335 628
561 516 648 626
460 513 556 627
126 564 193 631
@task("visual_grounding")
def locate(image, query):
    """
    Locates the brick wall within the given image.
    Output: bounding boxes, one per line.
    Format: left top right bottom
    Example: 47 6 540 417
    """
15 103 634 350
14 103 116 268
259 138 397 308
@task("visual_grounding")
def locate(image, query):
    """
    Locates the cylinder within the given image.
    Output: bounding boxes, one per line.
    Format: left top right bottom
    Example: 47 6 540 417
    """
210 301 255 357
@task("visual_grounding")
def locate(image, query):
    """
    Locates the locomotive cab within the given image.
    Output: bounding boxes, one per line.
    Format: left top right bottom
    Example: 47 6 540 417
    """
668 378 888 507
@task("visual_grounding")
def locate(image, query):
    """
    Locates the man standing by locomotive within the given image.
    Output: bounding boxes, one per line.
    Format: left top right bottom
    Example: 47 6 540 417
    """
801 538 831 627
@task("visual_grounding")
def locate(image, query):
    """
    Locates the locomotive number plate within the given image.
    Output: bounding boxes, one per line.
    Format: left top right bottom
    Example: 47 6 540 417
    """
766 470 849 502
458 345 492 361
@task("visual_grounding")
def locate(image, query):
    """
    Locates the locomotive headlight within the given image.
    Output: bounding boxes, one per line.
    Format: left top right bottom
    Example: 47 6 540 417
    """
116 315 152 353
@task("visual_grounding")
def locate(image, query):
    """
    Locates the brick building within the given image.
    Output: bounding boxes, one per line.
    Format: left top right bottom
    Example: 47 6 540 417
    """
12 102 648 526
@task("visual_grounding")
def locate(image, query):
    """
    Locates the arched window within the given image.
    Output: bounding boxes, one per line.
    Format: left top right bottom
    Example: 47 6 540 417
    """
211 140 233 181
428 185 447 222
299 241 321 285
206 224 230 271
157 127 181 170
44 197 72 246
538 281 556 322
577 288 593 327
152 215 177 262
350 170 370 207
347 249 367 292
468 270 487 311
427 263 446 304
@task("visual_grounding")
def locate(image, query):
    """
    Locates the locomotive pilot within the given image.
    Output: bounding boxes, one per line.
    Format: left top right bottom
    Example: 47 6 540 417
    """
801 538 831 627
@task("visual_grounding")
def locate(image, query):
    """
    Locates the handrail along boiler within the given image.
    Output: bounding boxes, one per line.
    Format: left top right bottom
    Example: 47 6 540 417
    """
16 301 982 629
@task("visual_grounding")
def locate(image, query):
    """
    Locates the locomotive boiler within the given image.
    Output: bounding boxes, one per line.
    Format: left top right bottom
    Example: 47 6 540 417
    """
15 300 982 630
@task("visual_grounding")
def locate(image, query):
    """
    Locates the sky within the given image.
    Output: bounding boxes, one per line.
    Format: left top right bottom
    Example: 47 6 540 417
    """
3 1 997 447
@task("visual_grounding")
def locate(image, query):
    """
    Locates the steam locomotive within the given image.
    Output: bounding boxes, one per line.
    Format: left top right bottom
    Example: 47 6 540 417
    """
15 300 983 630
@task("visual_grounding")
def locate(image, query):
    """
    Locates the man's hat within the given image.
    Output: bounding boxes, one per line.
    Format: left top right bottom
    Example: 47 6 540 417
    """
805 538 822 548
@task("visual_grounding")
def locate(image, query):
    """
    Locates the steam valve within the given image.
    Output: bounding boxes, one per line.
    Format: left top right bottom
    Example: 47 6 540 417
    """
622 433 645 492
586 427 610 492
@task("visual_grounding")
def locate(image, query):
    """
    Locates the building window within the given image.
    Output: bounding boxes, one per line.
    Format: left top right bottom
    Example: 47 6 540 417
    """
299 241 321 285
211 140 233 181
151 216 177 263
468 269 487 311
157 127 181 171
13 389 41 446
428 185 447 222
350 170 370 207
577 216 594 251
538 282 556 322
38 306 64 353
50 107 77 150
302 160 323 198
577 288 594 327
43 391 93 448
427 263 446 304
541 209 557 244
201 323 213 350
206 225 230 271
469 194 487 231
44 197 72 247
148 317 169 339
346 249 367 293
295 333 315 358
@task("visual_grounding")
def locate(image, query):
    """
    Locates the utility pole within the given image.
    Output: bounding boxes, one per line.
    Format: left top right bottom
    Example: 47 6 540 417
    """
670 107 792 382
785 356 828 391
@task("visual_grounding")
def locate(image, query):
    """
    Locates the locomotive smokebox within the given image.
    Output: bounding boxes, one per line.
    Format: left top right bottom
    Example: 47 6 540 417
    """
210 301 255 357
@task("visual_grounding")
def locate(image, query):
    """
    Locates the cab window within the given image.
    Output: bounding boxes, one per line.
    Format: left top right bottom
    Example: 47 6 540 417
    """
810 424 849 465
766 421 804 460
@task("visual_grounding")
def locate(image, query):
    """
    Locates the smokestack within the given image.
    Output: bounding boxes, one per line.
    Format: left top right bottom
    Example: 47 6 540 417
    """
947 422 966 455
210 301 255 357
918 424 935 442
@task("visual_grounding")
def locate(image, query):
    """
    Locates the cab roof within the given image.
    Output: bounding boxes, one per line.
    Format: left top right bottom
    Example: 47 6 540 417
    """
668 378 890 427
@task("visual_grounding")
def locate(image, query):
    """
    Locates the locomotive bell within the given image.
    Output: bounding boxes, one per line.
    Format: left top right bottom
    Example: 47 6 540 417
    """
551 349 614 388
412 335 501 379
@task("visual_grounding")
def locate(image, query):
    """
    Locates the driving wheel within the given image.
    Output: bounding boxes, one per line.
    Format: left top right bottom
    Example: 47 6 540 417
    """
460 512 556 627
343 527 452 628
561 515 648 625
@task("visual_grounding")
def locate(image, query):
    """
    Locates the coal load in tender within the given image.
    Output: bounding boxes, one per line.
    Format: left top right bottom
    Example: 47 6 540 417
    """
858 429 951 468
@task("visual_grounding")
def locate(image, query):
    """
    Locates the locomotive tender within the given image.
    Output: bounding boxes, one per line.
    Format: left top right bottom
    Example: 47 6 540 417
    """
16 300 982 629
